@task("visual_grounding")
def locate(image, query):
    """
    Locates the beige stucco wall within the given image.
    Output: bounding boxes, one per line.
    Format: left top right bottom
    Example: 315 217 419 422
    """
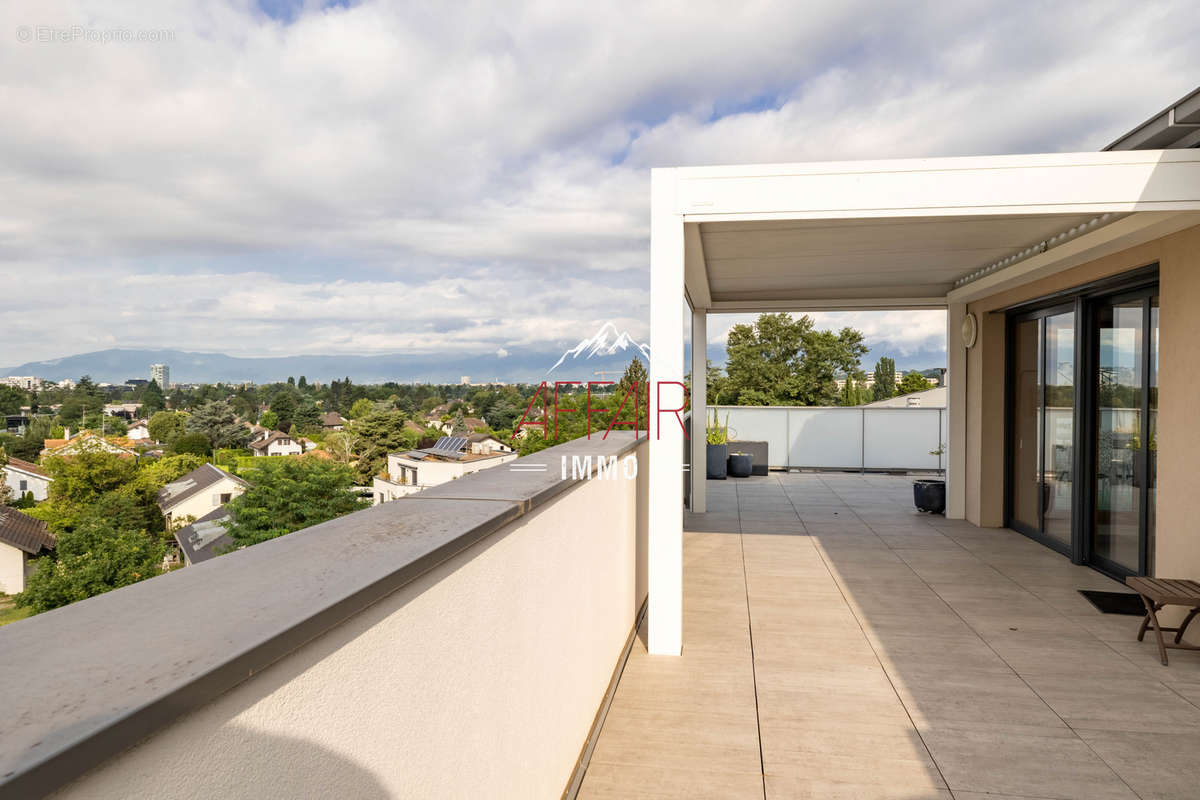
0 543 26 595
961 223 1200 582
53 443 648 800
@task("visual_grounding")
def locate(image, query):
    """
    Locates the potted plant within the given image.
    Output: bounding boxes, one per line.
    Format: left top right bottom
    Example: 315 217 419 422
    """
727 450 753 478
706 408 729 480
913 442 946 513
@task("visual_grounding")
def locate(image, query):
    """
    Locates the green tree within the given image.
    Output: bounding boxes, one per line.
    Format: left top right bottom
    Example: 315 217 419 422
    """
141 380 165 415
148 410 188 445
57 376 104 427
348 398 374 420
0 385 26 415
293 398 321 433
450 411 468 435
298 375 308 390
16 511 164 613
352 411 419 481
40 451 137 508
259 410 279 430
223 459 367 548
186 401 249 450
270 391 298 432
724 314 867 406
872 357 896 402
613 357 649 431
898 372 933 395
839 376 866 406
0 446 11 505
324 431 358 464
171 432 212 456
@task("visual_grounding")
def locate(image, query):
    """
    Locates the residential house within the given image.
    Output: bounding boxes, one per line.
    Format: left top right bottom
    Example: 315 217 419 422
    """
173 507 235 566
435 416 488 436
126 420 151 441
248 432 305 457
157 463 250 527
2 457 53 502
321 412 346 431
465 433 513 455
372 436 517 505
0 507 54 594
4 415 29 435
244 423 271 444
103 403 142 420
40 431 138 460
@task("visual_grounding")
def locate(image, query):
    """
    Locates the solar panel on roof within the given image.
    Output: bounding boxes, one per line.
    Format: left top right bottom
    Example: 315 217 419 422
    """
432 436 468 454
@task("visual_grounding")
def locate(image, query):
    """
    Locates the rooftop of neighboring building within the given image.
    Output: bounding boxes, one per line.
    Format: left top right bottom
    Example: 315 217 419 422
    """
172 507 234 564
0 507 55 554
3 456 50 478
157 463 250 512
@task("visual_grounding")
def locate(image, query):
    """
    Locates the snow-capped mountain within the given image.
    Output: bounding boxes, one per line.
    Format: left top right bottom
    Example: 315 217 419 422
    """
548 322 651 373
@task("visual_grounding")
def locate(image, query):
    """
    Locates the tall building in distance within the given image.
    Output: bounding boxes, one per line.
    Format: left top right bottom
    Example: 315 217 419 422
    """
149 363 170 389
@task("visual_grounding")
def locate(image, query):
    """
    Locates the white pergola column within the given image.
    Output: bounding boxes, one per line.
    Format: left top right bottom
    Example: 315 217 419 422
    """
946 302 967 520
690 308 707 513
648 169 683 656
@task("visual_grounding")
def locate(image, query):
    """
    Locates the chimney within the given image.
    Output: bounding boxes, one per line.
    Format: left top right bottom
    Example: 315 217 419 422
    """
63 427 71 440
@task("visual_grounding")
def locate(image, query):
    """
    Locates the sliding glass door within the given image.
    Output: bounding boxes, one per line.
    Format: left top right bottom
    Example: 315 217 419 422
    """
1005 268 1159 579
1090 291 1158 576
1007 306 1075 554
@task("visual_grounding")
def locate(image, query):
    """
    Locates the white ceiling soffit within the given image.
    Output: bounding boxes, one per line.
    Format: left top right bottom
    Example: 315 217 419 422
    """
672 150 1200 310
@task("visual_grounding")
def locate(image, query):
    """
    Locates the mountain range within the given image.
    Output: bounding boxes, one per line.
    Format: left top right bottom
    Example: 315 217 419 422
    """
2 325 943 385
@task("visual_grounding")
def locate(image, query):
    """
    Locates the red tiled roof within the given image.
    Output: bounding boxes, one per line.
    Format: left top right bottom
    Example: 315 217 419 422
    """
4 457 49 478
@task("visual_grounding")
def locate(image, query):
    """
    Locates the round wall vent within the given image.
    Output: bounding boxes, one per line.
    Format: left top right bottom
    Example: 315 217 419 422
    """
962 313 979 349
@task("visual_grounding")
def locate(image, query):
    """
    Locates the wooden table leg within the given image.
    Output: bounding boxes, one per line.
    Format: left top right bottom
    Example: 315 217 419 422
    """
1141 595 1169 666
1174 607 1200 644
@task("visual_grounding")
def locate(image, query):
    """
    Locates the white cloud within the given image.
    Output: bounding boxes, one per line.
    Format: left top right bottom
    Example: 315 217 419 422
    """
496 347 509 358
1 0 1197 368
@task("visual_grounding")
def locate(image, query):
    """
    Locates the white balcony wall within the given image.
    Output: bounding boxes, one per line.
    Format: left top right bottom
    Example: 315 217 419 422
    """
50 444 648 800
714 405 945 471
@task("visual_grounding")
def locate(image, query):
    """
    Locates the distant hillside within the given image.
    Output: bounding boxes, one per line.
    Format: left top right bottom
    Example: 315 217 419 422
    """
0 347 654 385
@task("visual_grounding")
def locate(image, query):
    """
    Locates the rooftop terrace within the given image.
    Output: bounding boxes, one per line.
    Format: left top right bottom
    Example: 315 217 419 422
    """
581 473 1200 800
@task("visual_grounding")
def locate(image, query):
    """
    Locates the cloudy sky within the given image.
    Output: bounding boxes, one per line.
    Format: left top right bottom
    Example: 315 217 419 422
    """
2 0 1198 375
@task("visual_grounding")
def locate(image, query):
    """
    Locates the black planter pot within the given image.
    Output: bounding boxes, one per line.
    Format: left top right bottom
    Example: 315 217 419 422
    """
706 444 728 479
727 453 752 478
913 479 946 514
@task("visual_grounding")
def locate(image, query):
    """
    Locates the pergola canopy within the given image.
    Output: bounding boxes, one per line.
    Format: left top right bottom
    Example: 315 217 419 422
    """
647 147 1200 656
676 149 1200 311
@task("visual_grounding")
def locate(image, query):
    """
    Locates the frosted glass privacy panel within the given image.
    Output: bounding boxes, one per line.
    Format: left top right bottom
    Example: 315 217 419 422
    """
863 408 942 470
716 407 789 467
789 409 862 469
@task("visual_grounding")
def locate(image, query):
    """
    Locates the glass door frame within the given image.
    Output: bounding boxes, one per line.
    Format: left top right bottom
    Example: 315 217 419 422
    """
1081 285 1158 579
1003 263 1159 575
1003 301 1078 559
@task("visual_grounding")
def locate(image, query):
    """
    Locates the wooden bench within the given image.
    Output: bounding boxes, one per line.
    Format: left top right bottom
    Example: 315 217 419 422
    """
1126 577 1200 665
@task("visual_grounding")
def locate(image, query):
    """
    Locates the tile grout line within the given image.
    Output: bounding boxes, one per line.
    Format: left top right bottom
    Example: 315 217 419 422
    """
734 478 768 799
816 478 1146 800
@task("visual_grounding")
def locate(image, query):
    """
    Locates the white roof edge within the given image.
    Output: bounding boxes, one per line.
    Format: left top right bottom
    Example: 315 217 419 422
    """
662 148 1200 180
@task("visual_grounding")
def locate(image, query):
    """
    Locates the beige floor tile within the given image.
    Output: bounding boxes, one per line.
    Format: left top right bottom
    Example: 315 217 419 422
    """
920 727 1138 799
1076 728 1200 800
589 704 761 775
765 775 951 799
1022 672 1200 733
579 763 764 799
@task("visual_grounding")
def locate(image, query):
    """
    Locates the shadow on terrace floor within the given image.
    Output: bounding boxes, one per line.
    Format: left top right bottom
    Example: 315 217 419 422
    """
579 473 1200 800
